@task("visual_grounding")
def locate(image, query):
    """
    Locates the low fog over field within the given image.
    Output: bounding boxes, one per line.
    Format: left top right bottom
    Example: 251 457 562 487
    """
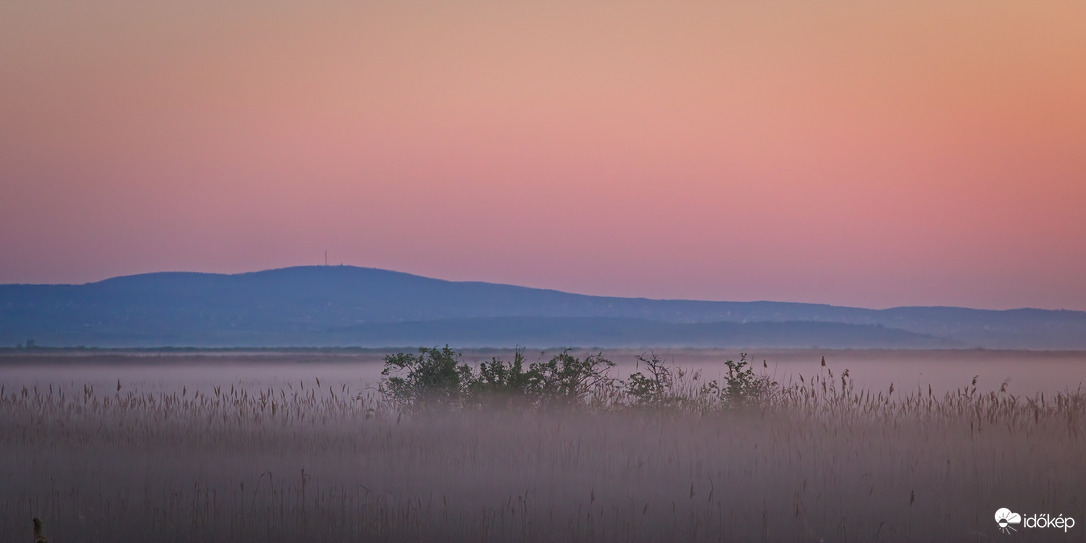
4 348 1083 395
2 350 1083 541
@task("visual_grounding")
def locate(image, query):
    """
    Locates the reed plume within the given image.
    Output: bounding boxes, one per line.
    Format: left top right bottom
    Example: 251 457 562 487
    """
33 517 49 543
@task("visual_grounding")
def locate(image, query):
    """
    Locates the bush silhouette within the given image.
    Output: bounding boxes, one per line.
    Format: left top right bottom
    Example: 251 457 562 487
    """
380 345 472 407
381 347 778 411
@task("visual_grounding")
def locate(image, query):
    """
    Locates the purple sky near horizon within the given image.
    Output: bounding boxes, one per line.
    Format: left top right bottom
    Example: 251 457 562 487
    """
2 1 1085 310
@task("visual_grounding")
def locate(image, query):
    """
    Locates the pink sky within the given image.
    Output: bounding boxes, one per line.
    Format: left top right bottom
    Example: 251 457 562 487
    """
2 1 1085 309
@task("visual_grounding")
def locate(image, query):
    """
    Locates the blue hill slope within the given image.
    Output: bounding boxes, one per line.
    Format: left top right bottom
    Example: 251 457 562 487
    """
1 266 1083 348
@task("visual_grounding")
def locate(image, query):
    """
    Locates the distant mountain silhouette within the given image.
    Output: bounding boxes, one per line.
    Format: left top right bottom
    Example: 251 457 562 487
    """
2 265 1084 348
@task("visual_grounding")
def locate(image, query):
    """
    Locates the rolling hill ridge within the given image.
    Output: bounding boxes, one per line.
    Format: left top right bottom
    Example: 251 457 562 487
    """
2 266 1084 348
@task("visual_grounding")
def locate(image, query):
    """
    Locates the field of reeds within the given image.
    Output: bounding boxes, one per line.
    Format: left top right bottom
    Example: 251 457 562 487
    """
1 350 1084 542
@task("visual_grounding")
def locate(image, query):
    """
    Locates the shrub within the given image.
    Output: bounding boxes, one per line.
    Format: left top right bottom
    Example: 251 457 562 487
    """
379 346 473 407
701 353 779 409
524 351 620 407
626 352 678 407
466 349 533 403
380 348 622 408
379 348 778 411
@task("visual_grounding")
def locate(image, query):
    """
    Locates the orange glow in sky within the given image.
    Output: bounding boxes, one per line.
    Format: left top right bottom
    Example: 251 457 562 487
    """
2 1 1085 309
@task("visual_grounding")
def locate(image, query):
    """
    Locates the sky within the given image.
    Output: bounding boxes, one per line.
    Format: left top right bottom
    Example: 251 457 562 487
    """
2 1 1085 310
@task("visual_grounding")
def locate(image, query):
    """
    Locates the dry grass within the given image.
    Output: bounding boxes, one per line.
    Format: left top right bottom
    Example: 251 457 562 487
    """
1 362 1083 542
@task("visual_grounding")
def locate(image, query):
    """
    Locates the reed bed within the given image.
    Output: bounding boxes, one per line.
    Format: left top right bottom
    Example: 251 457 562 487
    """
1 362 1083 542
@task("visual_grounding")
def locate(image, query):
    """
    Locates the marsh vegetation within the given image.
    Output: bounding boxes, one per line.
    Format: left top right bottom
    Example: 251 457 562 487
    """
1 349 1083 541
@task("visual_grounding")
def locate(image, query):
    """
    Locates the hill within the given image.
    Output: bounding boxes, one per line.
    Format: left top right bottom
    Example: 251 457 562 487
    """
2 266 1083 348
